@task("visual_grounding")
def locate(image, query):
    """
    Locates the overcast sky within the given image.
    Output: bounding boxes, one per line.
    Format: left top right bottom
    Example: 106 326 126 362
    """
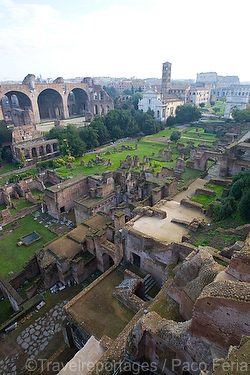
0 0 249 82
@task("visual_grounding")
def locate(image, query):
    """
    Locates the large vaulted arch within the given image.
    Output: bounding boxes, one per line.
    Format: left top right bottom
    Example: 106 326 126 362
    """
67 88 88 117
38 89 64 120
1 91 33 126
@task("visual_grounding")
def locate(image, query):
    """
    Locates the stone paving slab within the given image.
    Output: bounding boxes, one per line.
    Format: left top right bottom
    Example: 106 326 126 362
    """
0 300 68 374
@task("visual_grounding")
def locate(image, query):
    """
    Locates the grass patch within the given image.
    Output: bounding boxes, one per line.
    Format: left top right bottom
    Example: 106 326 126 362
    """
181 128 219 142
9 197 34 214
145 128 174 139
0 213 57 279
192 227 242 250
191 182 226 209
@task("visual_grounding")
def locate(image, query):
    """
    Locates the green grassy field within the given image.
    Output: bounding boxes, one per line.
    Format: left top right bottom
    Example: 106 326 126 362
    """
181 127 219 142
191 182 225 209
0 213 57 279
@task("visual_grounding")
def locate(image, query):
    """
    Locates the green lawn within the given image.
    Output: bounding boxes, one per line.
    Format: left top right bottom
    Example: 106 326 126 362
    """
191 182 225 209
9 197 34 214
204 101 226 116
181 127 219 142
54 139 204 184
0 213 57 279
145 128 174 139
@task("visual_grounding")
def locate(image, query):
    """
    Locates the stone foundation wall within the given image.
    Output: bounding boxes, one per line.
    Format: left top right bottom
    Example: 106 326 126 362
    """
190 293 250 350
180 198 204 213
0 204 40 226
9 256 40 289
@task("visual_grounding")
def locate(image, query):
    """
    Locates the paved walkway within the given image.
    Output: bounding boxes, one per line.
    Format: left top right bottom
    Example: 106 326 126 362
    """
0 300 67 374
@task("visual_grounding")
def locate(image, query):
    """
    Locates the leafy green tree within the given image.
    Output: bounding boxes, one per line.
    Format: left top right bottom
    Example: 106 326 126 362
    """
230 178 245 200
20 151 26 167
213 107 220 113
232 105 250 123
213 196 236 221
170 130 181 142
166 116 177 127
0 120 11 146
2 146 13 162
103 86 118 100
123 89 132 95
79 126 98 150
132 92 143 110
210 101 215 106
0 147 2 167
199 103 205 108
175 105 202 124
47 124 86 158
238 191 250 220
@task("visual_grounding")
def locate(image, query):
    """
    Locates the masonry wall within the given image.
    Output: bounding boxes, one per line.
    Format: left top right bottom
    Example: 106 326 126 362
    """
123 227 176 285
189 295 250 350
45 177 88 218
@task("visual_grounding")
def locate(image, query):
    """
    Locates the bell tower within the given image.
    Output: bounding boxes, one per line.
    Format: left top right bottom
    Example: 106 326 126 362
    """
162 61 172 95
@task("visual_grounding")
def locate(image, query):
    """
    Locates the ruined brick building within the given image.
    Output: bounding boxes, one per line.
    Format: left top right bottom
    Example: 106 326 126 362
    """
0 74 114 125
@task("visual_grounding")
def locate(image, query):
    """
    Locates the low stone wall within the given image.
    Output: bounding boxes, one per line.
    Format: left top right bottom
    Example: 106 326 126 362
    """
0 204 40 226
209 178 231 187
195 187 216 197
9 256 40 289
180 198 204 213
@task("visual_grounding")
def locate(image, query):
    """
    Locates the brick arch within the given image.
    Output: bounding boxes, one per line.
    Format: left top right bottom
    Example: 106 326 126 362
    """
0 80 114 124
101 252 115 272
67 88 89 117
37 88 64 120
1 90 33 126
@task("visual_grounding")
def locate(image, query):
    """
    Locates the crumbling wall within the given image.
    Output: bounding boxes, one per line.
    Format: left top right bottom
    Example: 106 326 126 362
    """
189 280 250 351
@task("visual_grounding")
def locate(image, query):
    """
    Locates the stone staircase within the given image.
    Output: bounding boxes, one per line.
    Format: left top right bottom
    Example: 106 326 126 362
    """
143 274 156 301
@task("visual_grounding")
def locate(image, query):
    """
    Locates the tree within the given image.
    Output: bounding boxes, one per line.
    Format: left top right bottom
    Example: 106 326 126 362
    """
48 124 86 158
103 86 118 100
230 178 245 200
199 103 205 108
232 105 250 123
0 120 11 146
20 151 26 167
238 191 250 220
132 92 143 110
170 130 181 142
213 196 236 221
175 105 202 124
166 116 177 127
123 89 132 95
79 126 98 150
210 101 215 106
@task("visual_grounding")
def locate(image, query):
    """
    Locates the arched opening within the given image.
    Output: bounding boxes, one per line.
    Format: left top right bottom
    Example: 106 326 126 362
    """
39 146 45 156
1 91 33 126
38 89 64 120
102 253 114 272
31 148 37 158
100 105 104 114
94 104 98 115
24 149 30 159
46 144 52 154
106 105 110 114
53 143 58 152
67 88 88 117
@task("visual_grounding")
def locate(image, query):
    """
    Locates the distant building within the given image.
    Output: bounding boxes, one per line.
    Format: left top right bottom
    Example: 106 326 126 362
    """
188 86 211 106
196 72 240 87
108 80 146 94
168 85 190 104
138 89 168 121
196 72 218 85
